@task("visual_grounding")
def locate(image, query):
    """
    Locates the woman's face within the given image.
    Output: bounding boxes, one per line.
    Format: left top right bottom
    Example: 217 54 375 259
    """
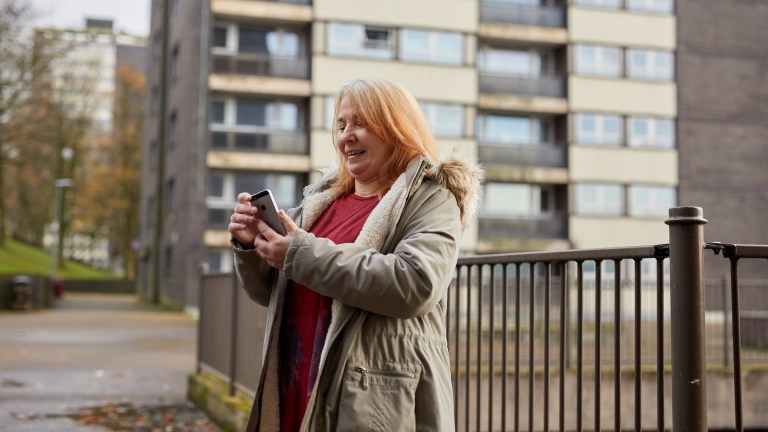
335 97 393 188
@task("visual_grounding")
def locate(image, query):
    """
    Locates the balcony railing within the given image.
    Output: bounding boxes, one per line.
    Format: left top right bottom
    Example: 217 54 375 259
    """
478 142 567 167
209 128 308 155
478 213 567 240
479 1 565 28
211 51 309 80
479 71 566 98
196 207 768 431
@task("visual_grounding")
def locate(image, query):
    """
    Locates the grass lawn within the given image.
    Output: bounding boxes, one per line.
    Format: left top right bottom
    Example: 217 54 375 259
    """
0 239 120 280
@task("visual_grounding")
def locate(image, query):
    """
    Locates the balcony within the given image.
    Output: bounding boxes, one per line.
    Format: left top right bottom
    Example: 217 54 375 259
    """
478 213 567 240
211 51 309 80
210 128 308 155
479 0 565 27
479 71 565 98
478 142 566 168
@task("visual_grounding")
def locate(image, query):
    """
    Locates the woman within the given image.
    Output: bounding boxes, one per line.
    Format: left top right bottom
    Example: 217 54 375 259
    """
228 78 483 431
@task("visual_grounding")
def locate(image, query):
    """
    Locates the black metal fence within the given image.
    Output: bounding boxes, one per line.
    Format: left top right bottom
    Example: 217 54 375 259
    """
197 207 768 431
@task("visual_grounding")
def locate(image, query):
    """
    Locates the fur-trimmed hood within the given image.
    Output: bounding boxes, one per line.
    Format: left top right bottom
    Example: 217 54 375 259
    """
303 152 483 231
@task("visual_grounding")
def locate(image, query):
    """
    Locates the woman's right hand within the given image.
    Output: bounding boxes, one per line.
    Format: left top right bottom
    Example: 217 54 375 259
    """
228 192 260 248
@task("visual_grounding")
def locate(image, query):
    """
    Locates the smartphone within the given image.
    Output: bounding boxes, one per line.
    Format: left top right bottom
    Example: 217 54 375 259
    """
250 189 287 236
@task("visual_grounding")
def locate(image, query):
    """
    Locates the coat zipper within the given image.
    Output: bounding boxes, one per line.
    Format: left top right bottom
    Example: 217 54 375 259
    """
354 366 416 391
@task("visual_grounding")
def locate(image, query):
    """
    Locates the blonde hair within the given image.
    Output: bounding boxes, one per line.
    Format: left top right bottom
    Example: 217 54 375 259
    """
330 78 438 197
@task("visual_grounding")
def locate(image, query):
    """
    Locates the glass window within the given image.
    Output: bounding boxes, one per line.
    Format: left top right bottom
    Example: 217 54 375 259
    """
170 45 179 79
477 115 546 145
239 28 269 54
626 0 673 13
208 174 225 198
210 101 225 124
575 184 624 216
213 27 227 48
478 48 541 76
483 183 552 216
327 22 393 59
627 49 674 80
573 0 621 9
236 100 298 130
420 102 463 137
266 31 299 58
629 185 675 217
574 45 621 77
574 114 622 146
325 96 336 130
205 250 222 273
628 117 675 148
400 29 462 65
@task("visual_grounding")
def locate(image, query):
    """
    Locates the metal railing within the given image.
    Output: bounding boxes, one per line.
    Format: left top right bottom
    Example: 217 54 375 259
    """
478 142 567 168
479 72 566 98
478 213 568 240
196 207 768 430
479 1 565 28
211 51 310 80
209 128 309 155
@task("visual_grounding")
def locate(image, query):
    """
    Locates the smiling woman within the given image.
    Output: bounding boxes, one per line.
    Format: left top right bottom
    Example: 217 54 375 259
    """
227 77 484 432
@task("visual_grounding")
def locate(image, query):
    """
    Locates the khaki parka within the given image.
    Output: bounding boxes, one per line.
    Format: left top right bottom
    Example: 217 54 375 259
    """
233 154 483 432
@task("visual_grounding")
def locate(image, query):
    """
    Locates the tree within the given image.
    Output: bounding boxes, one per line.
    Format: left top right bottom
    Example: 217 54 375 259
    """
73 64 145 278
0 0 48 246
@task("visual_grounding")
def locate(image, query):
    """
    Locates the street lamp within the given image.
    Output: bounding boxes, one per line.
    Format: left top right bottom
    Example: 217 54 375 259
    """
51 147 74 277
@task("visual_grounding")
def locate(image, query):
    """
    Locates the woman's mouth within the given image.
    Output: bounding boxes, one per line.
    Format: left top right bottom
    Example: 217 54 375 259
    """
346 150 365 158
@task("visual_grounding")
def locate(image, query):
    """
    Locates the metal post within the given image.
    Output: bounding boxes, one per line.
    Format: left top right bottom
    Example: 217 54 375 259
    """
665 206 708 432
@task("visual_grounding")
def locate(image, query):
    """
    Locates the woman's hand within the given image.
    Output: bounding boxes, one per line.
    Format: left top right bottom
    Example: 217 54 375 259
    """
253 210 299 269
228 192 261 248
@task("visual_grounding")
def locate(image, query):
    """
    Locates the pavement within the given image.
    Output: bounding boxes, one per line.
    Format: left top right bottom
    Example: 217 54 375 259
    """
0 292 220 431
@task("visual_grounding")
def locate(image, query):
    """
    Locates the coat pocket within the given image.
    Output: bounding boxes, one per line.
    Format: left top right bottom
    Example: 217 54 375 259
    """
336 361 420 432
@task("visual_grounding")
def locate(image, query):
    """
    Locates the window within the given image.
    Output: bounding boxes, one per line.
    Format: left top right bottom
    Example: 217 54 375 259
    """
573 0 621 9
400 29 462 65
574 114 622 146
206 171 304 228
239 28 300 58
478 48 541 76
483 183 553 217
477 115 547 145
627 0 673 13
170 45 179 80
628 117 674 148
574 44 621 77
629 185 675 217
210 101 225 124
325 96 336 130
575 184 624 216
328 22 393 59
627 49 674 80
205 250 222 273
420 102 463 137
213 27 228 49
168 112 177 147
165 178 175 213
236 100 298 130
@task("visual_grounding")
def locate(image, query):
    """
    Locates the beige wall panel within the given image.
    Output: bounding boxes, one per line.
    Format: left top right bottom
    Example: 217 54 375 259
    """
479 23 568 45
313 56 477 104
312 22 325 54
570 217 668 249
212 0 312 22
478 93 568 114
310 129 336 170
314 0 477 32
569 7 675 49
569 76 676 116
207 151 310 172
204 230 231 248
209 74 311 97
569 147 677 185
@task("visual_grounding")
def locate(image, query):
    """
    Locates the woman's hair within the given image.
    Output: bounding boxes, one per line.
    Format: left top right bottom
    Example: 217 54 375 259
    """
330 78 438 197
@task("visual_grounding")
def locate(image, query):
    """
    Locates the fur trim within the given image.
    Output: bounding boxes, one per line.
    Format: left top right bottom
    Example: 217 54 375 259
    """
429 151 484 230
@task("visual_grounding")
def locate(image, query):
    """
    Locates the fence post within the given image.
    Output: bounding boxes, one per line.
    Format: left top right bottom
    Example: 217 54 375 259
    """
666 206 708 432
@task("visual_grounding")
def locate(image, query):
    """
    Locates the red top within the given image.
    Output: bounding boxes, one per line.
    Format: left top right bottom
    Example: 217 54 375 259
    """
279 193 380 432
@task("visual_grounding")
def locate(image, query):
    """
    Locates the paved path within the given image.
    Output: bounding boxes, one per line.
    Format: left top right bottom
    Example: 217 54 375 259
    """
0 293 218 431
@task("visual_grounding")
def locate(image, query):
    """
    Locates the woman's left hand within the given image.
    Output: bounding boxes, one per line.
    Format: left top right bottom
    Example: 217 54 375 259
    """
253 210 299 269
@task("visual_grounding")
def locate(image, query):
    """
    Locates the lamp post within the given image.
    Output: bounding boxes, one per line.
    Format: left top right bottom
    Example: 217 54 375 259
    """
51 147 74 276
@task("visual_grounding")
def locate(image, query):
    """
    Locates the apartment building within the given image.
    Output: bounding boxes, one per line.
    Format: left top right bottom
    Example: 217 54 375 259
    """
141 0 679 310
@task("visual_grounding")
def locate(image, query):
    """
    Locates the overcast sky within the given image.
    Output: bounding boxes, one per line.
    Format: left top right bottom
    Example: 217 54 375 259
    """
30 0 151 36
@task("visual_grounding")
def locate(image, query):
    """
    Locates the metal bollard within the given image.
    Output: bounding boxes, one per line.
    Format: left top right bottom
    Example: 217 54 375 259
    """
666 206 708 432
